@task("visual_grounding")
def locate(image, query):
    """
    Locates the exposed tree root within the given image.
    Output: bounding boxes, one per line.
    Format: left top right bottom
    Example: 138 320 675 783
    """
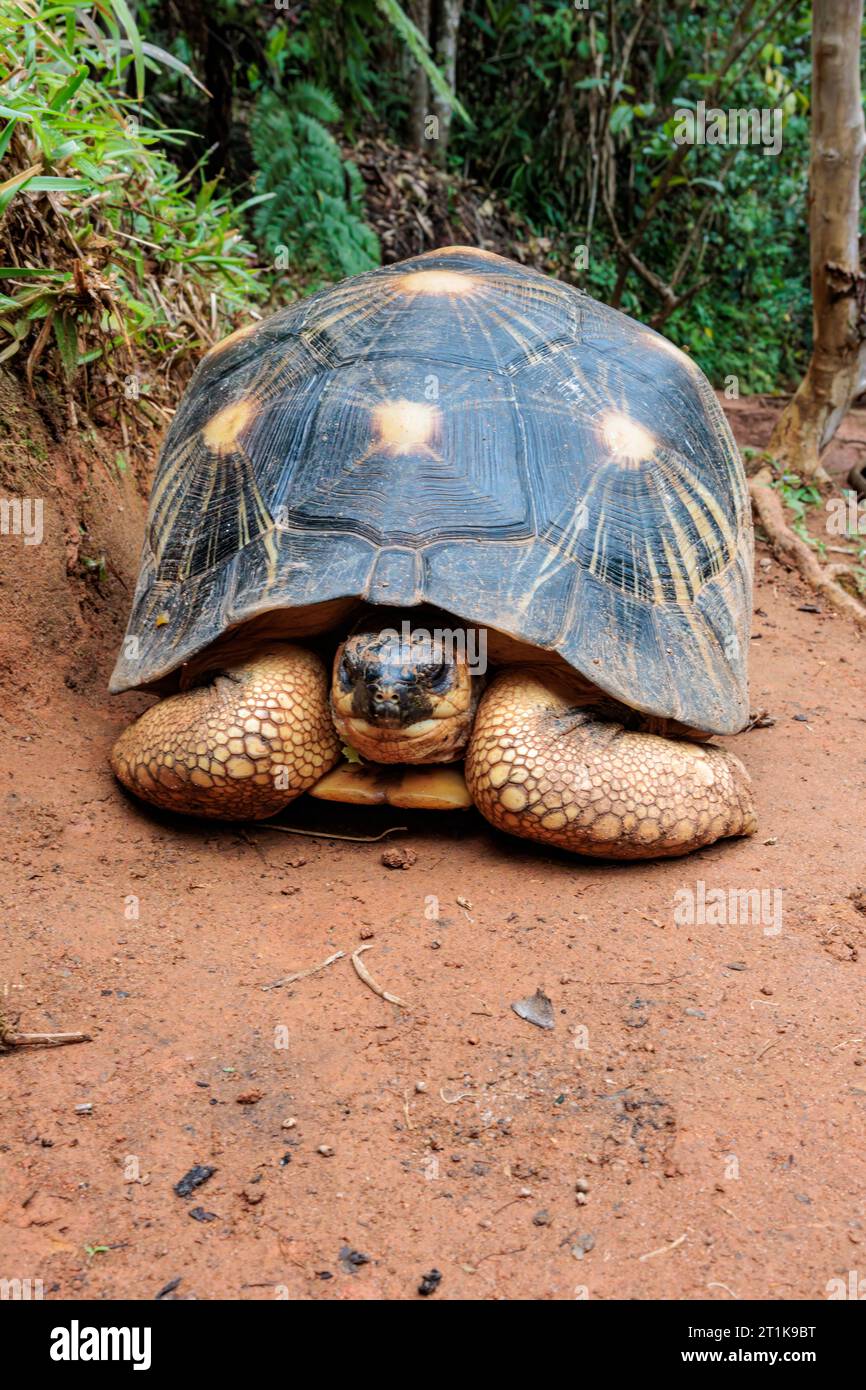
748 467 866 628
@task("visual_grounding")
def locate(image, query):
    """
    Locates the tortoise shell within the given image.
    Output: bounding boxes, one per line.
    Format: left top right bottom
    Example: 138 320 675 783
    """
111 246 753 734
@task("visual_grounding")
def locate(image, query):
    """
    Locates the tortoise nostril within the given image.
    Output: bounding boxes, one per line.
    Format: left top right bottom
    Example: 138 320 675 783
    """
371 688 400 714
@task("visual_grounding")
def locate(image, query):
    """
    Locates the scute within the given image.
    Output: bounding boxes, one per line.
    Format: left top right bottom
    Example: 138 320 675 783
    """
111 246 753 735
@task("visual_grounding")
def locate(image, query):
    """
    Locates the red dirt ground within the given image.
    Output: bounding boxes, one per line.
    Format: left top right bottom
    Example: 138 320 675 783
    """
1 382 864 1301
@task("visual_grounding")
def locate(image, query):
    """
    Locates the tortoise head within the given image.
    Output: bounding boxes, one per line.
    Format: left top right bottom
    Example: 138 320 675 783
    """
331 617 482 763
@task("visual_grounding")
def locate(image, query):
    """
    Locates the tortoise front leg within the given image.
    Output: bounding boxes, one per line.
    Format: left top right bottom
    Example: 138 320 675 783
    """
111 645 340 820
466 669 757 859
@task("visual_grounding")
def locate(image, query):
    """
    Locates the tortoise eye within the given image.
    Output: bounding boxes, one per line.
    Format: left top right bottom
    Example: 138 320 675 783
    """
338 650 361 688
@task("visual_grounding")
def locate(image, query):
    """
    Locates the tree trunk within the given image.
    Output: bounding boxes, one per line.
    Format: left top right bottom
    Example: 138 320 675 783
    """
768 0 866 479
408 0 431 152
431 0 463 163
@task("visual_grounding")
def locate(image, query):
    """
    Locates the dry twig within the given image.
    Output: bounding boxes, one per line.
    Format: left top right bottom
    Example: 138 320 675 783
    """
0 1002 91 1051
351 945 407 1009
262 950 345 992
263 824 407 843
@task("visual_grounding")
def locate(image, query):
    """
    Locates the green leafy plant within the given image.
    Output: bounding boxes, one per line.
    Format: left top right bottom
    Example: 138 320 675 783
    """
250 83 380 284
0 0 265 394
774 470 825 550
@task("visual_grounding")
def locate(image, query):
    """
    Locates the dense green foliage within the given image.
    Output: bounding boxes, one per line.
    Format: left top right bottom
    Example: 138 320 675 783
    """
2 0 861 400
318 0 818 391
0 0 263 383
250 82 379 283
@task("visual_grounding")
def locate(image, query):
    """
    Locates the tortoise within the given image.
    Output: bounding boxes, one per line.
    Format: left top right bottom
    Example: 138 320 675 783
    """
109 245 757 860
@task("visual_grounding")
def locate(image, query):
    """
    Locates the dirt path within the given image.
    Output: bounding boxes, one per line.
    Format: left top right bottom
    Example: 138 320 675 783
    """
1 390 864 1301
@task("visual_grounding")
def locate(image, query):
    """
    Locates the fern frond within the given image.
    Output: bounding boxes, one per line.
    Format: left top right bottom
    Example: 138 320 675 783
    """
250 82 380 282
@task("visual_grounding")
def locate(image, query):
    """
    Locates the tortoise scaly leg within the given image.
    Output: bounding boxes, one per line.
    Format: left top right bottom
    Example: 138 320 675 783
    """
466 669 757 860
111 645 340 820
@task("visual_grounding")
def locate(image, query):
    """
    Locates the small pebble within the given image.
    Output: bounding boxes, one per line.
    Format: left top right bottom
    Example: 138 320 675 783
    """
236 1090 263 1105
281 1117 297 1129
381 847 417 870
415 1081 427 1094
189 1206 217 1223
174 1165 216 1199
575 1177 590 1194
339 1246 370 1273
317 1144 335 1157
